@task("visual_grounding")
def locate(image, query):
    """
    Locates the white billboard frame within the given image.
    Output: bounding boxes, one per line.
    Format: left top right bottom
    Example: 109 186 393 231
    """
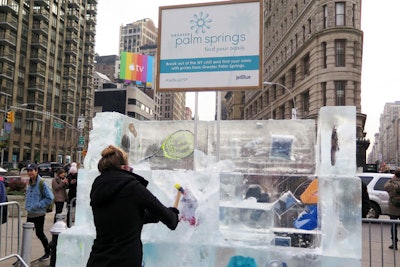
157 0 262 92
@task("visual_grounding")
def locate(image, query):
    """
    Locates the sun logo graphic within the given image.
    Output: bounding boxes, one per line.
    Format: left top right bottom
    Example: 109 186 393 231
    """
190 11 212 34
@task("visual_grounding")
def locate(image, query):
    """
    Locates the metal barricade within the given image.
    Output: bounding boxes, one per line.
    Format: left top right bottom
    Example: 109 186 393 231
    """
0 201 29 267
363 218 400 267
67 197 76 227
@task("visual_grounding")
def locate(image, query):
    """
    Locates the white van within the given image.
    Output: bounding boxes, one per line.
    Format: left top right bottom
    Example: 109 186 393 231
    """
357 172 394 218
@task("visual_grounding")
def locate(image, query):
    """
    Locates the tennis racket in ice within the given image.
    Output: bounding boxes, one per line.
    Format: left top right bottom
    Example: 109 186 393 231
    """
139 130 194 162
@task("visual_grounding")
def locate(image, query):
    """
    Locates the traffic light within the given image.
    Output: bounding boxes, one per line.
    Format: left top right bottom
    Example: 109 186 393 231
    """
6 111 14 123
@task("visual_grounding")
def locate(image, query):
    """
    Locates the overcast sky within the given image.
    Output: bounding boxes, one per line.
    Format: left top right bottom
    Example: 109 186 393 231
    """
96 0 400 152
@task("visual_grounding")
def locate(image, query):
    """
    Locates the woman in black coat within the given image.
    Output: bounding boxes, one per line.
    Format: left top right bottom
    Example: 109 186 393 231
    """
86 145 179 267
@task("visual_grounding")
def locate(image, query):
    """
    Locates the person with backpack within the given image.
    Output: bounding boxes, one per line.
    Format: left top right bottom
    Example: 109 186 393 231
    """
384 169 400 250
25 163 54 261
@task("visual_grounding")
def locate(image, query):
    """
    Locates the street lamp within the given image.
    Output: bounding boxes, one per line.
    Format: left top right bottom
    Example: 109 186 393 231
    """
263 81 297 119
10 104 82 164
10 104 79 131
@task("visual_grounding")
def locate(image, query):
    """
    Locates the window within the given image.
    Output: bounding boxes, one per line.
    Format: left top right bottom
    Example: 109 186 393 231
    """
321 82 327 106
280 76 286 88
302 91 310 115
353 81 359 105
335 81 346 106
303 54 310 77
272 85 277 100
290 66 296 87
335 39 345 67
290 39 293 54
353 41 358 67
322 42 327 68
323 5 328 29
279 105 285 119
336 2 345 26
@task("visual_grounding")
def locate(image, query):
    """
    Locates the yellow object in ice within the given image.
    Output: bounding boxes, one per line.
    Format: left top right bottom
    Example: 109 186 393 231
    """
300 179 318 204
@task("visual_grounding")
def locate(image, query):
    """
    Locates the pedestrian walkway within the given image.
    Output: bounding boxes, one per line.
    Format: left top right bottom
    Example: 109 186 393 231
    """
30 211 60 267
0 211 58 267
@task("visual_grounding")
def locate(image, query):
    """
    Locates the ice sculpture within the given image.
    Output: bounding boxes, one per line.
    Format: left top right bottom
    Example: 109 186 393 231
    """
56 106 361 267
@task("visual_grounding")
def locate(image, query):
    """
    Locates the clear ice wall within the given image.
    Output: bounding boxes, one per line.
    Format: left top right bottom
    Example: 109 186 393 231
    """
56 106 361 267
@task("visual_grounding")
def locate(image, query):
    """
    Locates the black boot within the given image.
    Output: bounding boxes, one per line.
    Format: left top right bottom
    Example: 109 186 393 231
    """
389 244 398 250
39 244 51 261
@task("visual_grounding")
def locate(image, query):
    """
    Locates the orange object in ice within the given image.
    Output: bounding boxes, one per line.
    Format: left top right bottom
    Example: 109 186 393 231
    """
300 179 318 204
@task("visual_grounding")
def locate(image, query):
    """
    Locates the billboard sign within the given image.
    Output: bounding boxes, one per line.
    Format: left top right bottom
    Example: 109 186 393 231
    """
157 0 262 92
120 52 154 85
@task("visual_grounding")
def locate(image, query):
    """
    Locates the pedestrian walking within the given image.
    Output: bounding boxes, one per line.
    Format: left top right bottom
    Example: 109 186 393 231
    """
66 162 78 227
384 168 400 250
25 163 54 261
362 181 370 218
86 145 179 267
52 168 69 222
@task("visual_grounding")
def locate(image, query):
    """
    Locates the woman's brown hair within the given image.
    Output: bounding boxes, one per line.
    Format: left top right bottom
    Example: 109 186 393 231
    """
98 145 128 173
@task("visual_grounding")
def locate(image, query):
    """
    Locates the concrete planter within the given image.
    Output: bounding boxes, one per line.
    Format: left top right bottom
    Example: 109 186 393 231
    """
7 194 27 217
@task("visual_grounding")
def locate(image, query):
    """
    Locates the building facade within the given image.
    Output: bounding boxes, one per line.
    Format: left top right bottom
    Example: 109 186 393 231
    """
0 0 97 164
155 91 186 120
225 0 368 167
94 86 155 121
119 18 157 54
94 54 118 82
369 101 400 169
93 71 111 90
118 18 186 121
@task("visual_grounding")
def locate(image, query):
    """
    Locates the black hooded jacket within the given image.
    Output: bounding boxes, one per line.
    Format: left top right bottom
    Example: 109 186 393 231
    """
86 169 179 267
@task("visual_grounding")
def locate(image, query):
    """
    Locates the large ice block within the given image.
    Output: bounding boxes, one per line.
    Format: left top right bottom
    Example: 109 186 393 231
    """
56 107 361 267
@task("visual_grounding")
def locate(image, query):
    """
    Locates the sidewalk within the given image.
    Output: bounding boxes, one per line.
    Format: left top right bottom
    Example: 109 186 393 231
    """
30 211 57 267
0 211 62 267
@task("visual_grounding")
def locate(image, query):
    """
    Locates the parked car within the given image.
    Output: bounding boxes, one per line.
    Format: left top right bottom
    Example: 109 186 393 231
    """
38 162 63 177
0 167 22 187
1 161 17 171
357 172 394 218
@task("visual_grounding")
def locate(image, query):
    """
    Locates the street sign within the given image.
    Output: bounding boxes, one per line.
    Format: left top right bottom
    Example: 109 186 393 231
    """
53 122 64 129
78 136 85 147
77 117 85 129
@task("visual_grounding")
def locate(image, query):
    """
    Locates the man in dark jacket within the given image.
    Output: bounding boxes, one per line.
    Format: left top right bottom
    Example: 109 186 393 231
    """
361 181 370 218
384 169 400 250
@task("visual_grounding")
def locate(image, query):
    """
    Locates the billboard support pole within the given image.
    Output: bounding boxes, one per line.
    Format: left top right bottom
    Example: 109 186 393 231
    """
216 91 221 162
193 92 199 170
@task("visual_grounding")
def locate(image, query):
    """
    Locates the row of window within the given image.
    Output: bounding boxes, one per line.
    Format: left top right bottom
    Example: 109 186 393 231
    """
266 2 358 76
127 98 153 116
246 78 355 120
267 37 356 97
245 81 345 120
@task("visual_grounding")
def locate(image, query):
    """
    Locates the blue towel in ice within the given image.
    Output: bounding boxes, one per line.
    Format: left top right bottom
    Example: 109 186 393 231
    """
227 255 258 267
